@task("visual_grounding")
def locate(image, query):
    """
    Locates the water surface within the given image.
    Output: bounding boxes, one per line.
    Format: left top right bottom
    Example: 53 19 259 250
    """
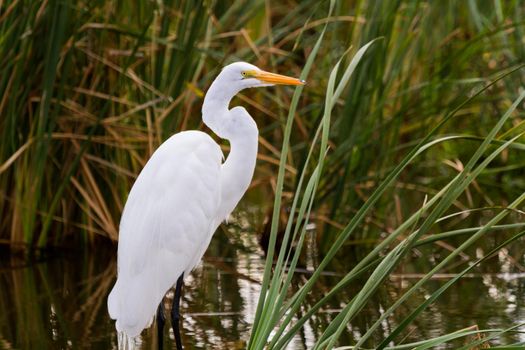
1 205 525 349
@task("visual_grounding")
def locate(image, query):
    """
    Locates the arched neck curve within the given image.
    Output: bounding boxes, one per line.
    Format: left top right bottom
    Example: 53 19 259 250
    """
201 78 241 140
201 78 259 221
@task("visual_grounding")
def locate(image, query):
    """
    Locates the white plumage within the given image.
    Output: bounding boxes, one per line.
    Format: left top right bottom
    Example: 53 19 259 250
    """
107 131 223 336
107 62 304 341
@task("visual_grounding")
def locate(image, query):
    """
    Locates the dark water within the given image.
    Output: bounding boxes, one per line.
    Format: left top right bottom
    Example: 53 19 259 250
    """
1 204 525 349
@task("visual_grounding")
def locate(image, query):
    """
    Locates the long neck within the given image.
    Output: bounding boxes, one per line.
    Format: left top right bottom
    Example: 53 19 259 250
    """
219 129 258 219
202 77 239 139
202 79 259 220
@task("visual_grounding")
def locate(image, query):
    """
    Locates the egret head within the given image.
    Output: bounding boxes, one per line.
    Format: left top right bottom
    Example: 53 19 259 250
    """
219 62 305 89
203 62 304 139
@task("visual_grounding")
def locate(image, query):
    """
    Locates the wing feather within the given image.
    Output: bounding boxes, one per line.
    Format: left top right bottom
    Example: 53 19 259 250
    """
107 131 223 337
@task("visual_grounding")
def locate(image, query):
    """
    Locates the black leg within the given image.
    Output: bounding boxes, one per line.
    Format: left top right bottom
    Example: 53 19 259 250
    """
172 273 184 350
157 302 165 350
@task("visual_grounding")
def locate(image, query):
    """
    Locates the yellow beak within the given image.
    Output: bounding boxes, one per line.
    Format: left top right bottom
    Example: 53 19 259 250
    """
252 70 305 86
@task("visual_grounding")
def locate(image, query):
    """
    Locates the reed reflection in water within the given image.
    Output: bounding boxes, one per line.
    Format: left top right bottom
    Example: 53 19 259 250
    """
1 206 525 349
0 208 274 349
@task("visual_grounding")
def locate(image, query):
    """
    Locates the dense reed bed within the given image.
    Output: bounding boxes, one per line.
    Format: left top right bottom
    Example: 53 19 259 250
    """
1 0 523 249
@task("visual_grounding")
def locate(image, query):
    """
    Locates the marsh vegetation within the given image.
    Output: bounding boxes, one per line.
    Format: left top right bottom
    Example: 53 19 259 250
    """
1 0 525 348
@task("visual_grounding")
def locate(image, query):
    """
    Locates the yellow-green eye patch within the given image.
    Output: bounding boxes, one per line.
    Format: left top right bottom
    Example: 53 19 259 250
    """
241 70 257 78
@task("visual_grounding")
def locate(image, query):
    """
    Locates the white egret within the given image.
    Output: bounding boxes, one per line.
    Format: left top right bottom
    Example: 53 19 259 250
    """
107 62 304 349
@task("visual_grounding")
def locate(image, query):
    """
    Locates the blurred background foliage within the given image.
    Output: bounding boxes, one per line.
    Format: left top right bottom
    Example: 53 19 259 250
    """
0 0 524 250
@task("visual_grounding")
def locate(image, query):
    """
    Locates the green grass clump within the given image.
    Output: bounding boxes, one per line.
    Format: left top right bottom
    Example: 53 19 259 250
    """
248 20 525 350
246 2 525 348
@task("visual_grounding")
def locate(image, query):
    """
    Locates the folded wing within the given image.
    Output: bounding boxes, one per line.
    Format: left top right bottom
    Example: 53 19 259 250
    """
107 131 223 337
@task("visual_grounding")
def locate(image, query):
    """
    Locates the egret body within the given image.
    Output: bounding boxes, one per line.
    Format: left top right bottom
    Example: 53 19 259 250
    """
107 62 304 348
